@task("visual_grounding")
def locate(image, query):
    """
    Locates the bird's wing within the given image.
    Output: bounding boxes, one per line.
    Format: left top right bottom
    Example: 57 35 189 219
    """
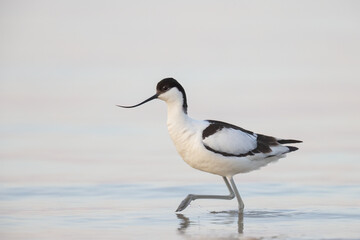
202 120 282 157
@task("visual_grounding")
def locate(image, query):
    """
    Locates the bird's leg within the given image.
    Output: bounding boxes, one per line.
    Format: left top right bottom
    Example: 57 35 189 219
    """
175 177 235 212
229 176 244 212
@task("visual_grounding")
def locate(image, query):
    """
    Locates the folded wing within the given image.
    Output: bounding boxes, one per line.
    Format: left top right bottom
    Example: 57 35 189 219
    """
202 120 301 158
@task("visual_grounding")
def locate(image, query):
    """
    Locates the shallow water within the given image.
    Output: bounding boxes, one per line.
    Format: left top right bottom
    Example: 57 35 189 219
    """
1 181 359 240
1 138 360 240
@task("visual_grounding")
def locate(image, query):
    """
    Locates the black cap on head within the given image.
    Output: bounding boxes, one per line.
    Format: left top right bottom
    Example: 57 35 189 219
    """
117 77 188 114
156 78 188 113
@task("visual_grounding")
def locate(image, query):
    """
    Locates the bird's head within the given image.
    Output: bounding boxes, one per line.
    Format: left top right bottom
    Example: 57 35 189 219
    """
117 78 188 113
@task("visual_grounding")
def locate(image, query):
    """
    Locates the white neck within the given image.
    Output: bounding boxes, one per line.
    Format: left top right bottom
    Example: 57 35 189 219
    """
166 99 189 128
165 97 198 160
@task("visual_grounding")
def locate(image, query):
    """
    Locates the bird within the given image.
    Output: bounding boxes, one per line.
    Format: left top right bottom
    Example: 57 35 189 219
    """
118 77 302 212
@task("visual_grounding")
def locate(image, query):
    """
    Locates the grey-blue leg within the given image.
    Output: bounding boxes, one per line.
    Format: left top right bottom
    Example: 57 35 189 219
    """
229 176 244 212
176 177 235 212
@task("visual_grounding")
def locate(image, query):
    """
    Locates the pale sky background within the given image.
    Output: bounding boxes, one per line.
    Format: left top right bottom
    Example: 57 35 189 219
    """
0 0 359 185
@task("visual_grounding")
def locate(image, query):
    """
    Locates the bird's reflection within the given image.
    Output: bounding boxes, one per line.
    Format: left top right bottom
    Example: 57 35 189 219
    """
176 210 244 234
176 214 191 233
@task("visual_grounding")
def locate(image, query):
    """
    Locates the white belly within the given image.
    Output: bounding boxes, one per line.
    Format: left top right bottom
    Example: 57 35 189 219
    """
167 119 280 177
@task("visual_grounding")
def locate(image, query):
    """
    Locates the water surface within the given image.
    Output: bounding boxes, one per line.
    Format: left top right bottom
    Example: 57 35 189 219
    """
1 180 359 240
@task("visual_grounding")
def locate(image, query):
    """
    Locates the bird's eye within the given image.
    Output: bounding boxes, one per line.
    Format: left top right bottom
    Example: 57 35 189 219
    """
161 85 169 91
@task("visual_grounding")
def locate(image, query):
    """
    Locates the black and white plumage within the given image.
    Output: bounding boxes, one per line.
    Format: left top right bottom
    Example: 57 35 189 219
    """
201 120 300 172
118 77 302 212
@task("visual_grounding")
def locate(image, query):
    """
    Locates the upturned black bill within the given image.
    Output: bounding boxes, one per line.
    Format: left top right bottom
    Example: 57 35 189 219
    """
117 93 158 108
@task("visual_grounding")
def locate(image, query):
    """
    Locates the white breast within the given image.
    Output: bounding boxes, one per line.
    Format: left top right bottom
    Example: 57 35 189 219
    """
167 117 207 160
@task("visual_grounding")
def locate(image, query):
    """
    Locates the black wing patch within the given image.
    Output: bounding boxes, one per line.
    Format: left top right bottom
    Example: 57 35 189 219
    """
202 120 253 139
202 120 301 157
277 139 303 144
